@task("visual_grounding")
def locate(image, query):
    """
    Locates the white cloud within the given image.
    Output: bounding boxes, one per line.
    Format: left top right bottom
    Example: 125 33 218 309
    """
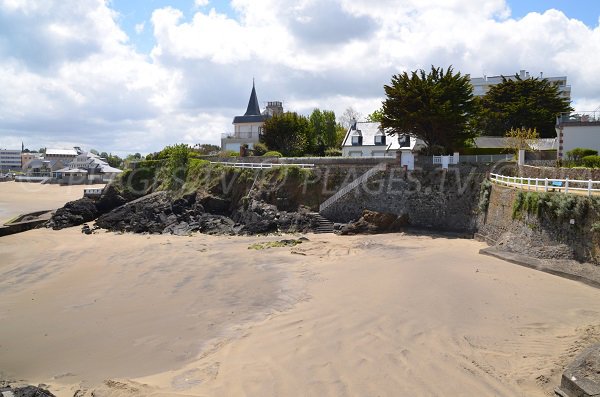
1 0 600 154
134 22 144 34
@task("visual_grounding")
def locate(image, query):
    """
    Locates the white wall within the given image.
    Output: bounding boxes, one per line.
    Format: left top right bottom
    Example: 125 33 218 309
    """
342 146 394 157
562 125 600 154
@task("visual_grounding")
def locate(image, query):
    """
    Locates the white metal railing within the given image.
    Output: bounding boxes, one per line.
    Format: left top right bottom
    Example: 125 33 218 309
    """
490 173 600 196
209 161 314 169
319 162 387 212
220 132 258 139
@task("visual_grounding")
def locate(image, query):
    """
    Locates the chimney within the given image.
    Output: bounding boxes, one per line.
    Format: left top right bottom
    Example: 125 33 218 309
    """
520 69 526 78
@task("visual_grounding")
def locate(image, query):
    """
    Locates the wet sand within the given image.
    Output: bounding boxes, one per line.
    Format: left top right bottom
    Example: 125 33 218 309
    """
1 227 600 397
0 181 105 223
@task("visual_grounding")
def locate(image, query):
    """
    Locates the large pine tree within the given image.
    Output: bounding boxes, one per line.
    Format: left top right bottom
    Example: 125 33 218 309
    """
475 75 572 138
381 66 476 154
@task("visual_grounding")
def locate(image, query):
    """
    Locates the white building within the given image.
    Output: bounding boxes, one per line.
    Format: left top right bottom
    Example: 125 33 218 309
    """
221 82 283 152
469 70 571 101
44 148 78 166
556 112 600 159
340 121 424 157
53 151 122 183
0 149 22 171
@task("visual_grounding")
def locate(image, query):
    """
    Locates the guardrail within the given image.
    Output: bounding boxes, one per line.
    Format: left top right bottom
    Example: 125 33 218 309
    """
209 161 314 169
490 173 600 196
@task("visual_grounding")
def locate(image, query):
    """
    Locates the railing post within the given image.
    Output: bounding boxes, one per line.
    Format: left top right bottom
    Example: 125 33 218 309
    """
527 177 530 190
545 178 548 192
565 177 569 193
589 179 593 196
535 178 538 191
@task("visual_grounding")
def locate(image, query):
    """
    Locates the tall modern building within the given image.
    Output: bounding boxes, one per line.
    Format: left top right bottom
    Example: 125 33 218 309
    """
469 69 571 102
221 82 283 152
0 149 22 172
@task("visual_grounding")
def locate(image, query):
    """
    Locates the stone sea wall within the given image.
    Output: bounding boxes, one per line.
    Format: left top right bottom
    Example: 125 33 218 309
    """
477 184 600 263
320 164 489 233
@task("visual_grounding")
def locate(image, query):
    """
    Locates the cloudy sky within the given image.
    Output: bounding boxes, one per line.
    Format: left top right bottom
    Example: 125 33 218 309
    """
1 0 599 155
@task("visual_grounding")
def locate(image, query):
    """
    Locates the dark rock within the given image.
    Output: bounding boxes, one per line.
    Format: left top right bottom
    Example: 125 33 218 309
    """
233 200 318 235
47 198 98 230
94 184 127 214
81 224 92 235
0 385 56 397
341 210 409 235
198 194 231 215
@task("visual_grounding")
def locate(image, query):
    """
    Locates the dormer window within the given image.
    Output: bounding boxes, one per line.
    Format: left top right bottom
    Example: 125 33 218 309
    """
351 129 363 146
374 128 386 145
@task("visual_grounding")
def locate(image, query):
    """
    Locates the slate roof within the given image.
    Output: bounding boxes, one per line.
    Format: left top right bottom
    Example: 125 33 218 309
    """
233 82 268 124
341 122 423 151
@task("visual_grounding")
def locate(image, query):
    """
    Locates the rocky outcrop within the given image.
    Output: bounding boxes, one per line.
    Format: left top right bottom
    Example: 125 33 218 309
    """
47 198 98 230
94 192 319 236
46 185 128 230
340 210 409 235
233 199 318 235
0 385 56 397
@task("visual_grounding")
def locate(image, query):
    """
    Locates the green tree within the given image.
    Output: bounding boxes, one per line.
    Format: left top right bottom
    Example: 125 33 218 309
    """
193 143 220 155
366 108 383 122
261 112 310 157
475 74 572 138
381 66 476 153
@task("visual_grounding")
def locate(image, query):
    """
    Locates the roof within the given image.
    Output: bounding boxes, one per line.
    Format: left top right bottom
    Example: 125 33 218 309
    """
245 82 261 116
341 122 423 151
63 168 88 174
99 164 123 173
232 82 269 124
46 148 77 156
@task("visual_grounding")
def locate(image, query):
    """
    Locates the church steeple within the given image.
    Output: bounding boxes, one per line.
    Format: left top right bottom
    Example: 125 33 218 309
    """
244 80 261 116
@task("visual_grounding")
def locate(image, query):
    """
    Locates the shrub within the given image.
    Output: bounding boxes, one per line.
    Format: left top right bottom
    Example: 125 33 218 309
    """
253 142 268 156
567 148 598 162
324 148 342 157
263 151 282 157
582 155 600 168
478 179 492 213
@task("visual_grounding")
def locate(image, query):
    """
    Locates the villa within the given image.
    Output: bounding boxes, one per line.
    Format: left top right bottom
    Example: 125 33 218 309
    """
469 69 571 101
221 82 283 152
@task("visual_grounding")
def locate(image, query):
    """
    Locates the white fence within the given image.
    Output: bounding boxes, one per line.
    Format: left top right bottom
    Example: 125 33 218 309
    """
490 173 600 196
210 161 314 169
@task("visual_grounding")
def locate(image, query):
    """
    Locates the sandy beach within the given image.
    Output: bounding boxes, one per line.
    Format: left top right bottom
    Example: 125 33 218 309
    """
0 182 105 223
1 187 600 396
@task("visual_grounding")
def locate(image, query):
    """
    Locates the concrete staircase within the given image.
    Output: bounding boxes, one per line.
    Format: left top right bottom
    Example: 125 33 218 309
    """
311 212 335 234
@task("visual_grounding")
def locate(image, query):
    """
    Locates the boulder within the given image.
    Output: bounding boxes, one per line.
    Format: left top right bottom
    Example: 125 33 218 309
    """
47 198 98 230
341 210 409 235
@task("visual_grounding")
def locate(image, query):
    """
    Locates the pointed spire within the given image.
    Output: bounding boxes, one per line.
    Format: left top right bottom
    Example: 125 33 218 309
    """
244 80 261 116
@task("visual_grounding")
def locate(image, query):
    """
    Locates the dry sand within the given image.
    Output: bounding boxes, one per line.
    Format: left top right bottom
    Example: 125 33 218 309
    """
1 186 600 396
0 181 105 223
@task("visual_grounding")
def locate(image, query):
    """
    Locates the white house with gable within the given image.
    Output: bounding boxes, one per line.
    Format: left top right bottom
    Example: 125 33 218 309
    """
341 121 424 157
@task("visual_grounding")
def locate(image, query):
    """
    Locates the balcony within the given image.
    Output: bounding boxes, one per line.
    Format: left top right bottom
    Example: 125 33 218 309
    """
221 131 259 140
557 111 600 126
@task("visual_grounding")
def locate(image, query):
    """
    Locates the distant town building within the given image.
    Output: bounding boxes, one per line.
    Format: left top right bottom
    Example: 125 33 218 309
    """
221 82 283 152
0 149 22 171
469 70 571 102
53 150 122 184
21 152 42 171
